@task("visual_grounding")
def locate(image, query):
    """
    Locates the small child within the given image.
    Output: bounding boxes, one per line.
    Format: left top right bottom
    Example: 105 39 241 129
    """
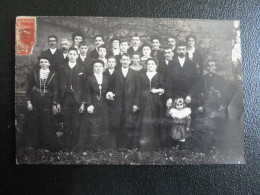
166 97 191 143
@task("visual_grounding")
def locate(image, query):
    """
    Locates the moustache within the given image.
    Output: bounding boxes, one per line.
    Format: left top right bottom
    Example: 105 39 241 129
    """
178 52 185 58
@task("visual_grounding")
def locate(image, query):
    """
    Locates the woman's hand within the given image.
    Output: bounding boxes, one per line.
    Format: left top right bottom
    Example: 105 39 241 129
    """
27 101 33 111
87 105 94 114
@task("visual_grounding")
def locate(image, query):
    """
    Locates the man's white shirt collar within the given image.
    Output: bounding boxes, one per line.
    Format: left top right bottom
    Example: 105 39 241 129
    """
133 46 138 51
108 69 114 75
178 57 185 67
121 67 129 77
68 61 77 69
50 48 57 54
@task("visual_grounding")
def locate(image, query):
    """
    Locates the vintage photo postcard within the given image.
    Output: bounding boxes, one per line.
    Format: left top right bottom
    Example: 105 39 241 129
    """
15 16 244 164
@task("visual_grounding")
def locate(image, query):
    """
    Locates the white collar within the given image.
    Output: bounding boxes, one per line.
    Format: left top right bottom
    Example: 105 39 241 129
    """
63 53 68 58
50 48 57 54
133 46 139 51
178 57 185 67
68 61 77 69
80 55 87 60
121 67 129 77
108 69 114 75
94 73 103 84
146 71 157 81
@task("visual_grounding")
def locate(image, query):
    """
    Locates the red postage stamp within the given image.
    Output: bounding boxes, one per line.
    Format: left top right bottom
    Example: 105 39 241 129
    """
15 17 36 55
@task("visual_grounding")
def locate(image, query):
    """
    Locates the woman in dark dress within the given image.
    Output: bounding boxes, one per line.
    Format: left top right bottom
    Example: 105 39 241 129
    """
186 35 204 78
135 58 165 152
25 55 60 152
76 59 116 151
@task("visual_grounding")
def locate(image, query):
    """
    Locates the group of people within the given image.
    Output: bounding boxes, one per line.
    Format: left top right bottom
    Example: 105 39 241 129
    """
24 32 229 153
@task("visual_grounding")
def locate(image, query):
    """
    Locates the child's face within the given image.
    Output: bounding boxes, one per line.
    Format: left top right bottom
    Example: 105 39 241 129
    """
152 39 160 50
120 42 129 53
147 60 157 72
68 50 79 62
112 40 120 49
176 103 184 110
79 45 88 56
132 37 140 47
142 46 151 57
207 62 216 73
39 59 50 70
187 38 195 47
98 48 107 58
120 56 131 68
74 36 83 46
132 54 140 65
93 62 104 74
107 58 116 69
95 37 104 47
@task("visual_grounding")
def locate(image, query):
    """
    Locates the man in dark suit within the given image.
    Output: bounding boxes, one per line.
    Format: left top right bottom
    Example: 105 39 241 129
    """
77 41 92 77
167 36 178 57
90 35 104 59
151 35 165 63
157 47 174 75
106 53 140 149
58 38 71 71
40 35 63 72
127 34 142 56
57 47 86 151
166 42 199 107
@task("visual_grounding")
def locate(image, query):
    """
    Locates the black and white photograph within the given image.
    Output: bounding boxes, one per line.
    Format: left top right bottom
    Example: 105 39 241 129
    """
15 16 244 165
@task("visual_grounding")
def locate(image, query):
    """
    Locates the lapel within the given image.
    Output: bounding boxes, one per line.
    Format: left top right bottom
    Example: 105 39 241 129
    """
45 71 55 86
34 69 40 87
125 68 132 85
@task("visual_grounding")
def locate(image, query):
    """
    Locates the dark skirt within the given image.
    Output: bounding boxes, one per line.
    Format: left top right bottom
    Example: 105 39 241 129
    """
25 91 60 152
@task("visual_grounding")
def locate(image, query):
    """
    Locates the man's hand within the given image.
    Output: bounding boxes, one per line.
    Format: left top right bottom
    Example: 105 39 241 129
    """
198 106 203 112
132 105 139 112
52 105 58 115
56 104 61 113
79 103 85 113
185 95 191 104
166 98 173 108
27 101 33 111
106 92 115 101
87 105 94 114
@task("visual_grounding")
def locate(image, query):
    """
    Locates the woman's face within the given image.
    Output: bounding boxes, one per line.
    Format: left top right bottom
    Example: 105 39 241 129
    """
132 54 140 65
187 38 195 47
142 46 151 57
147 60 157 72
93 62 104 74
39 59 50 70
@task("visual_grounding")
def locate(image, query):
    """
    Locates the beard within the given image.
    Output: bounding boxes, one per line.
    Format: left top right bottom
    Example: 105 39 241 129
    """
178 52 185 58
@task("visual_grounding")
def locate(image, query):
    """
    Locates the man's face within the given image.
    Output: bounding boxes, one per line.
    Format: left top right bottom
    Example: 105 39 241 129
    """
79 45 88 56
98 47 107 58
120 56 131 68
142 46 151 57
164 49 174 60
39 59 50 70
152 39 160 50
112 40 120 49
207 61 216 73
107 58 116 69
68 50 79 62
60 41 71 53
187 38 195 47
168 38 176 48
74 36 83 46
177 46 186 58
93 62 104 74
48 37 57 49
95 37 104 47
132 54 140 65
132 37 140 47
120 42 129 53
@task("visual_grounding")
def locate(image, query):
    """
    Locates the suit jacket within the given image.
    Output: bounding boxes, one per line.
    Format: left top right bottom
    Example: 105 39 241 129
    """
151 49 164 63
26 68 58 103
103 69 116 81
127 46 142 56
186 48 204 76
90 48 99 59
40 49 63 72
77 56 93 77
58 63 86 104
166 57 198 99
109 68 140 128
